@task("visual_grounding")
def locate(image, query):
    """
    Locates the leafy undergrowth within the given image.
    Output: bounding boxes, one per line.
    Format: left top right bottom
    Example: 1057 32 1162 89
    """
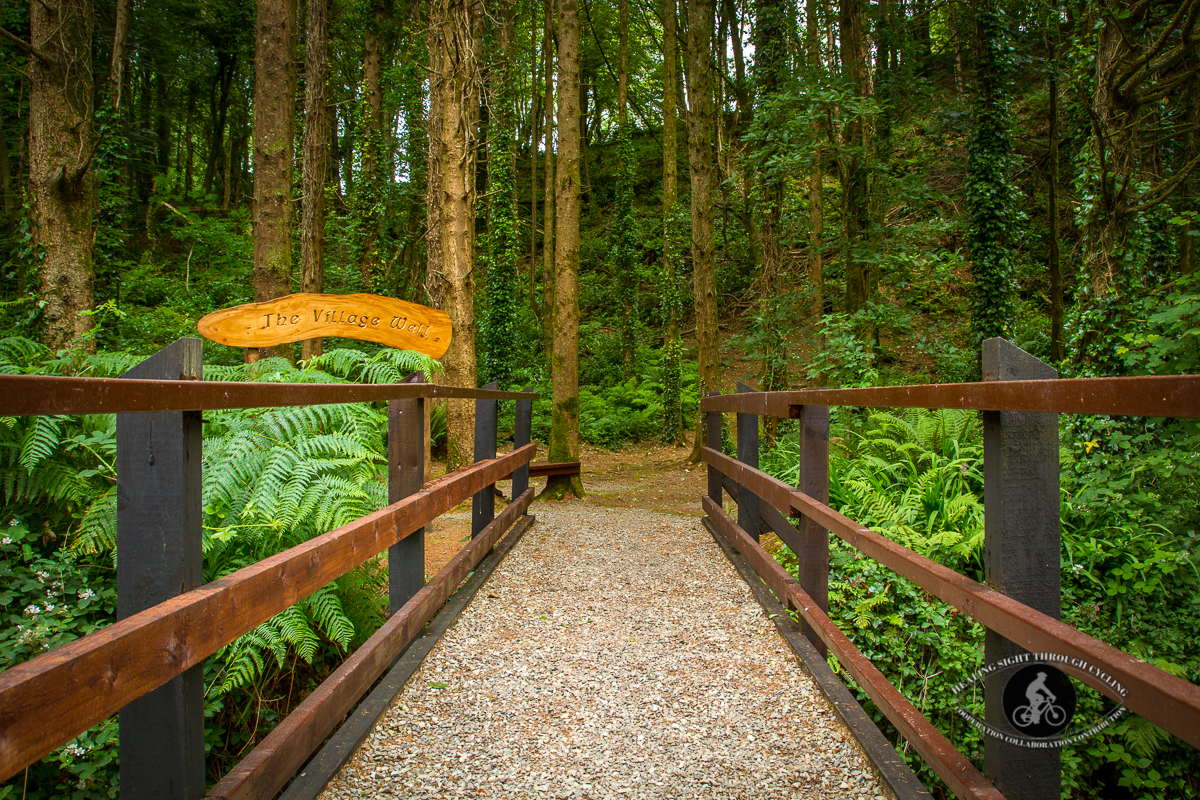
0 340 440 797
764 403 1198 799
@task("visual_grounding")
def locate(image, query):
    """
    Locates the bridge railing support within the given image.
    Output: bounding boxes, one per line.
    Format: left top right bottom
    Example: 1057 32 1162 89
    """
981 338 1061 800
389 371 427 616
472 381 500 537
117 338 205 800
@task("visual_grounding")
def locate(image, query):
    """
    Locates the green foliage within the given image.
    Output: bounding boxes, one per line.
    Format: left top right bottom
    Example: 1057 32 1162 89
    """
0 341 441 796
659 336 683 444
965 6 1017 350
613 127 639 379
764 399 1199 798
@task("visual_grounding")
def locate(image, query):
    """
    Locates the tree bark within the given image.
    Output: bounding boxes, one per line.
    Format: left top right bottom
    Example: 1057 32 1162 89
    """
840 0 871 313
251 0 297 362
110 0 135 111
301 0 332 361
687 0 719 462
753 0 788 293
807 0 824 329
1047 38 1063 361
31 0 96 351
545 0 584 498
541 1 556 364
430 0 481 468
360 1 390 290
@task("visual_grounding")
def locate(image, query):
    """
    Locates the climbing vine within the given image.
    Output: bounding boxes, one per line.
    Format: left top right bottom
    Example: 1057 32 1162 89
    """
965 4 1017 350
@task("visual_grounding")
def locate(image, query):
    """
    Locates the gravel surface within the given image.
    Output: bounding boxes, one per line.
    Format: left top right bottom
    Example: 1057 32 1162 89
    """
319 503 886 800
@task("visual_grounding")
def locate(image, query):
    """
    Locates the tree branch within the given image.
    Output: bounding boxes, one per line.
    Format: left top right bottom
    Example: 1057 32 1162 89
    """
1122 151 1200 215
0 25 55 65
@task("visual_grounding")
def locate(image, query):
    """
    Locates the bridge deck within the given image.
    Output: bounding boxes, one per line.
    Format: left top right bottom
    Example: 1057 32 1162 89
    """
318 503 887 800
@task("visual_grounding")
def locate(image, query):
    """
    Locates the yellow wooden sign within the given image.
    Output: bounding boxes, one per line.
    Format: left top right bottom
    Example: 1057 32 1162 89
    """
197 293 452 359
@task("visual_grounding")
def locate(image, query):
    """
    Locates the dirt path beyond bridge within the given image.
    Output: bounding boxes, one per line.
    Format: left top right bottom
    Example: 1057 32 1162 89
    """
318 503 889 800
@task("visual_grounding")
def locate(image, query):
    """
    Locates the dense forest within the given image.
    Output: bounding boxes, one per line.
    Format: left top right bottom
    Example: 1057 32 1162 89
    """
1 0 1198 797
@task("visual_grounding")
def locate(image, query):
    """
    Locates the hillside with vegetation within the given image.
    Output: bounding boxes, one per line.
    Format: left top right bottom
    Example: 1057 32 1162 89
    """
0 0 1197 796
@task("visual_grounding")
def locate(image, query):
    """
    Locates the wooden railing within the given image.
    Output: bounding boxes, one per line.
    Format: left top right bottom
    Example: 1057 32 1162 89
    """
0 338 542 800
699 338 1200 800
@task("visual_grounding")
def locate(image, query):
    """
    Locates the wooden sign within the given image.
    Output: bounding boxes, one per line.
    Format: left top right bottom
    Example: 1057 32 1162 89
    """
197 293 451 359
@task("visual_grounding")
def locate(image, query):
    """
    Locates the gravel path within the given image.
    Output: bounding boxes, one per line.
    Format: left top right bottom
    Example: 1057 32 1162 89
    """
319 503 887 800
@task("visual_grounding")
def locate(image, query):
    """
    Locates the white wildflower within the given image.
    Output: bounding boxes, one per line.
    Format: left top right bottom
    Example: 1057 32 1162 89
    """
23 605 40 616
1 537 11 546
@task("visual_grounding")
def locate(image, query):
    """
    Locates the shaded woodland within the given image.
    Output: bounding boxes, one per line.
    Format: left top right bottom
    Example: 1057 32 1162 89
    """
1 0 1198 797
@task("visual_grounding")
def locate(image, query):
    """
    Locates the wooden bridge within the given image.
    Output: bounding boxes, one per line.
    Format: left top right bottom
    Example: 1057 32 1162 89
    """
0 337 1198 800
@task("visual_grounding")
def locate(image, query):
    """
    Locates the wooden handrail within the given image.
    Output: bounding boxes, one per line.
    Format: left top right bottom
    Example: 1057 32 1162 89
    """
702 446 1200 750
208 488 535 800
0 444 536 782
0 375 538 417
704 497 1004 800
698 374 1200 419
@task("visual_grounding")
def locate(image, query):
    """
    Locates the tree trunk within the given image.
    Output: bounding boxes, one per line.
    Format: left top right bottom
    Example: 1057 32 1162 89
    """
430 0 481 468
541 1 556 364
204 52 235 196
31 0 96 351
251 0 297 362
110 0 135 110
301 0 332 361
360 2 390 290
687 0 719 462
1047 38 1063 361
545 0 584 498
660 0 684 445
807 0 824 329
840 0 871 313
753 0 787 293
0 82 19 294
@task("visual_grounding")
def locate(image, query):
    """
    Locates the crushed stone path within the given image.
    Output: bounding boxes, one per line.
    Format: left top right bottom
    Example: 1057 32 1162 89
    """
319 503 886 800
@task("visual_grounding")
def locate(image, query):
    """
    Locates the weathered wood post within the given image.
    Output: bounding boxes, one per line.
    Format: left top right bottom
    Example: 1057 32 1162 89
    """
472 381 499 537
512 385 534 500
706 392 722 506
389 371 426 615
795 402 830 656
735 382 761 542
982 338 1061 799
117 338 205 800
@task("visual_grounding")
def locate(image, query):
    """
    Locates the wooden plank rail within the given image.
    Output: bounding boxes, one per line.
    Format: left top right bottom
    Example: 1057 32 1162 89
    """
0 375 536 417
703 446 1200 751
208 488 535 800
0 444 536 782
698 374 1200 419
703 497 1004 800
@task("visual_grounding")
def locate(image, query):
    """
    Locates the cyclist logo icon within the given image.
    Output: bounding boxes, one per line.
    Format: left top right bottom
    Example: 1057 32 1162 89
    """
1002 663 1076 738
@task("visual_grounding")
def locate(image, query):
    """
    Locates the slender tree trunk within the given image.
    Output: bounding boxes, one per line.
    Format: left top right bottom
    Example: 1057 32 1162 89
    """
807 0 824 329
250 0 297 362
426 20 445 309
431 0 481 468
1047 40 1063 361
754 0 787 293
204 53 235 196
530 1 541 301
541 2 556 363
110 0 135 110
302 0 332 361
31 0 96 350
0 84 18 293
545 0 584 498
687 0 719 462
659 0 684 445
617 0 635 379
360 2 390 290
1184 75 1198 275
840 0 871 313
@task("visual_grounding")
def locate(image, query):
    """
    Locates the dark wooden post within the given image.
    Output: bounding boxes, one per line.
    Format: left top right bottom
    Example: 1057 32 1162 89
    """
512 385 534 500
117 338 205 800
388 371 426 616
796 402 830 656
982 338 1061 799
472 380 499 537
705 392 722 506
735 382 761 542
